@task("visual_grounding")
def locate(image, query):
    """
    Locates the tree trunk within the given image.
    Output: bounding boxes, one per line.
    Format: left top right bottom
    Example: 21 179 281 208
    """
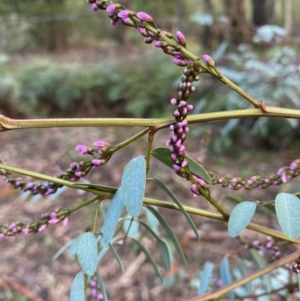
252 0 275 26
223 0 249 45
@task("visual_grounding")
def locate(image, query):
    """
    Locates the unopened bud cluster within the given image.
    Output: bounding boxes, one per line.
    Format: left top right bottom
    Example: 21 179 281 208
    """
209 158 300 190
289 256 300 274
0 208 68 239
244 236 281 261
88 277 104 300
165 62 208 196
86 1 190 66
0 140 111 196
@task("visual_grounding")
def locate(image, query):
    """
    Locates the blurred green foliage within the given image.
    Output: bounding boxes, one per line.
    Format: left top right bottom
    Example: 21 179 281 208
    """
0 51 181 118
191 44 300 152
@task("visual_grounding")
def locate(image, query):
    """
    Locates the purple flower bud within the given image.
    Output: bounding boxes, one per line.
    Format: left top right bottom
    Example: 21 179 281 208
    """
118 10 133 19
50 212 57 219
91 289 97 297
97 294 104 300
181 160 188 168
178 145 186 154
92 159 102 167
173 164 181 172
171 153 177 161
187 104 193 111
176 31 186 47
93 140 110 148
137 26 148 36
203 54 215 67
9 223 16 229
173 110 180 117
111 19 119 26
92 3 99 11
106 4 117 13
48 219 59 224
75 145 88 155
0 233 5 239
171 135 178 143
290 162 298 170
62 217 68 226
281 174 291 183
38 224 47 232
173 58 188 67
22 228 30 235
169 124 175 131
136 12 153 23
170 98 177 105
75 171 82 178
89 280 96 287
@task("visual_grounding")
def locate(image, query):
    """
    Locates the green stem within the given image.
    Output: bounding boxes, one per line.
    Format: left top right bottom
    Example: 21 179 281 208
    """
0 163 114 198
143 198 300 244
114 128 150 151
185 251 300 301
145 129 155 175
92 199 101 234
185 168 229 219
2 106 300 131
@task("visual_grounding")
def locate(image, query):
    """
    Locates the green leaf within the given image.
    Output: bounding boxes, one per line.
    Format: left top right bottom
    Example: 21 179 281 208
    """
138 219 161 242
120 156 146 217
96 272 108 301
102 189 124 246
145 207 159 234
220 257 235 300
198 261 214 294
72 183 117 193
70 271 85 301
151 147 212 184
228 201 256 237
77 232 98 276
108 242 124 272
131 237 163 282
275 192 300 238
153 177 200 240
146 206 186 265
159 239 171 271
